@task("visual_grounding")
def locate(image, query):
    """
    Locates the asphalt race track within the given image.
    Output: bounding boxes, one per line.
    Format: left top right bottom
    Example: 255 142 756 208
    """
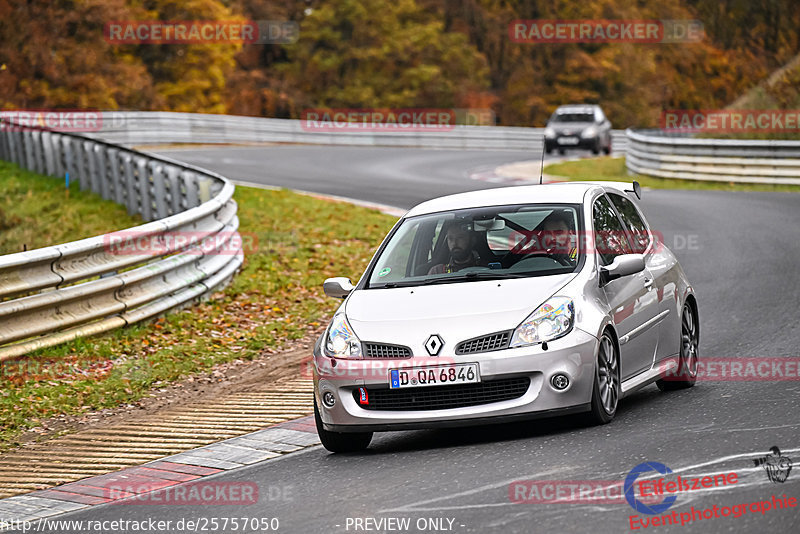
149 145 559 208
53 145 800 533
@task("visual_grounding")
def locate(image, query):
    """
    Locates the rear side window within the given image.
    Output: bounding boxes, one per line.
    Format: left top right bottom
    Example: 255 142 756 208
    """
608 193 650 253
592 195 632 266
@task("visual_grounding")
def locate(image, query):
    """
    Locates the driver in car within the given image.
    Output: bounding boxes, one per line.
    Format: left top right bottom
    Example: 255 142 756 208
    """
428 221 484 274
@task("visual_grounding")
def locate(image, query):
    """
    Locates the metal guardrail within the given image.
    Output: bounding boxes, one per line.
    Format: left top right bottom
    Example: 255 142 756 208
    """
625 129 800 185
85 111 629 152
0 125 243 361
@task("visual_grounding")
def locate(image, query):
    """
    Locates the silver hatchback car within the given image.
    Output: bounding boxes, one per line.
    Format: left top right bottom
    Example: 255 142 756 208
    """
544 104 612 155
313 182 698 452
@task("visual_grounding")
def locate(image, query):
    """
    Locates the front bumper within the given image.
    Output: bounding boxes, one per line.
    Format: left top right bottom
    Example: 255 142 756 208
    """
313 328 599 432
545 136 599 151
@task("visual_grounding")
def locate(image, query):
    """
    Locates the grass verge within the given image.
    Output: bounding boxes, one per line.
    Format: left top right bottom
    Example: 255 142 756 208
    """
0 160 142 254
544 157 800 193
0 179 396 447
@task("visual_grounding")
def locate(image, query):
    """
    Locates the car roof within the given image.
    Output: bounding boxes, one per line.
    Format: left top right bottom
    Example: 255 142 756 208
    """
405 181 638 217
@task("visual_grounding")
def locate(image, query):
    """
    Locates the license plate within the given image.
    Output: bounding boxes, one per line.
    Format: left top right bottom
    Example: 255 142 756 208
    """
557 136 579 145
389 363 480 389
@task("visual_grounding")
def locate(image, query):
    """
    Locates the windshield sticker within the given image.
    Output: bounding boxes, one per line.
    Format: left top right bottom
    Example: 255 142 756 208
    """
378 267 391 277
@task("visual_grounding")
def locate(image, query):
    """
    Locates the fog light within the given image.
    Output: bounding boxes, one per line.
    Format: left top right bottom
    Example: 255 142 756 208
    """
551 373 570 391
322 391 336 407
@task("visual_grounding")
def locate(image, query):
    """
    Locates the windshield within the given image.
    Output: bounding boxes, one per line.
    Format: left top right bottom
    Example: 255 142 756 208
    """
367 204 582 288
551 112 594 123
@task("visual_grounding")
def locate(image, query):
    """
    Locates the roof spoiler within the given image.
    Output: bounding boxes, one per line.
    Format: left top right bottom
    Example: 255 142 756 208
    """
565 180 643 199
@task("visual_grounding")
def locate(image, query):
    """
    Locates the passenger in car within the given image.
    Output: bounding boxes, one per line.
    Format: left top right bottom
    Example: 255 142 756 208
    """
540 210 577 264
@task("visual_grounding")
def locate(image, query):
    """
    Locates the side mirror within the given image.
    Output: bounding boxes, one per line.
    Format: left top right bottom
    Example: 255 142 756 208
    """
323 277 354 299
600 254 645 285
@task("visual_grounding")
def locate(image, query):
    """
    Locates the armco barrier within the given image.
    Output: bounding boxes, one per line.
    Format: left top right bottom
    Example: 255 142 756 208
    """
625 129 800 185
75 111 629 152
0 124 243 361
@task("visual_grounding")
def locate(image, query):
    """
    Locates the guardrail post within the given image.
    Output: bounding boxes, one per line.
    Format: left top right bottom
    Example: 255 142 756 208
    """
149 160 168 219
70 138 85 189
181 170 200 209
41 131 56 177
197 177 212 204
134 155 153 221
107 147 124 206
13 130 24 166
86 142 102 194
51 133 63 178
98 143 110 197
164 166 182 216
7 131 18 164
22 130 35 170
0 131 8 161
63 137 77 187
30 131 45 175
121 152 139 216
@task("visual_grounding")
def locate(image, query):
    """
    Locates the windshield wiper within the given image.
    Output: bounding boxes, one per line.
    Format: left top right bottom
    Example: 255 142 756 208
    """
369 271 551 289
422 272 527 285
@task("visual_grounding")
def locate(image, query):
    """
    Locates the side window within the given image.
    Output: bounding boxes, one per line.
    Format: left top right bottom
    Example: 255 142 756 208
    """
593 195 632 266
608 193 650 253
416 219 446 270
374 221 419 281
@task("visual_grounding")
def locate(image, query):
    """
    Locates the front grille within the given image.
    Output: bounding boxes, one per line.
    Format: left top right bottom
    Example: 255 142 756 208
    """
455 331 512 354
363 342 412 358
354 377 530 411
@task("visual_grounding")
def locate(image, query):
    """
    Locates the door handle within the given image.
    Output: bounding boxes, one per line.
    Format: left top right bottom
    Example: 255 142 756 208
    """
644 278 654 289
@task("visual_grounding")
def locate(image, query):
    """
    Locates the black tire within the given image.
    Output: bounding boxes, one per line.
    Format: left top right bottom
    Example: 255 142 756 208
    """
314 398 372 453
587 330 620 425
603 143 611 155
545 148 553 155
657 301 699 391
591 141 600 155
558 148 566 155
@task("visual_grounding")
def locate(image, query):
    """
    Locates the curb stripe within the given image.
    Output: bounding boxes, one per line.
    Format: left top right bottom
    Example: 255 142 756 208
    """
0 415 319 523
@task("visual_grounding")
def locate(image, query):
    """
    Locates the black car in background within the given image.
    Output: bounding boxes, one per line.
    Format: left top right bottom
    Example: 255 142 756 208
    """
544 104 612 155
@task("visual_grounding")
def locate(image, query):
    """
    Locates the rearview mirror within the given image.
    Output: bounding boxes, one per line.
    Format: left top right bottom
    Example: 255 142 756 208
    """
323 277 354 298
473 219 505 231
600 254 645 285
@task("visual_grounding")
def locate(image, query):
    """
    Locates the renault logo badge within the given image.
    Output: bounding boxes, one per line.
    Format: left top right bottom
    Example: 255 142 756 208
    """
424 335 443 356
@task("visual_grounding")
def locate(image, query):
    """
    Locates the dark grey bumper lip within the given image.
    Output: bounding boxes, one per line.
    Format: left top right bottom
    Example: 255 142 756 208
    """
322 403 590 433
545 138 600 150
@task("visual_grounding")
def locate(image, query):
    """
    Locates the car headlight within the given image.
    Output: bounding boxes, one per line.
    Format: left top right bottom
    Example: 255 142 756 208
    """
581 126 598 138
324 313 362 358
510 297 574 347
544 127 556 138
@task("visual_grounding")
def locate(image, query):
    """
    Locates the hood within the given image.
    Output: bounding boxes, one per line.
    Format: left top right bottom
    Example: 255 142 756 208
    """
345 273 576 356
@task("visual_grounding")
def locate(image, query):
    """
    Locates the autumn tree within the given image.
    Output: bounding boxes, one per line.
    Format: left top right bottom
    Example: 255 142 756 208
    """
279 0 492 111
1 0 797 126
0 0 157 110
129 0 244 113
224 0 306 117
